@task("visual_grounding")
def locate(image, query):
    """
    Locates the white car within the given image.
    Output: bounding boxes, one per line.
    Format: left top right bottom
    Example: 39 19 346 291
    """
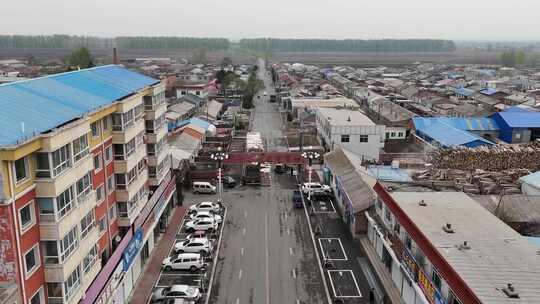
263 91 268 96
162 253 206 272
190 211 222 224
189 201 222 214
174 238 213 255
301 182 331 195
151 284 201 303
185 218 219 232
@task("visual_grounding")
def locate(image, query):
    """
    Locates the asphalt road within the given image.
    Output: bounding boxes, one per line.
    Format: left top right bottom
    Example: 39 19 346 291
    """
208 60 327 304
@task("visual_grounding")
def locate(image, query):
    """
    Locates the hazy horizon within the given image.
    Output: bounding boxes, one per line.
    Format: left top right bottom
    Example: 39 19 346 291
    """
2 0 540 41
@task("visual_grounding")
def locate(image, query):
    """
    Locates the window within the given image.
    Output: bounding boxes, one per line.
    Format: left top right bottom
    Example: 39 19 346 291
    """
93 154 102 171
127 168 137 185
115 174 126 190
359 135 368 143
91 121 100 138
76 173 92 203
42 241 59 264
340 134 350 143
24 245 40 277
112 113 123 131
398 132 404 138
56 187 74 218
147 143 156 156
47 283 63 302
52 144 71 177
432 269 442 291
80 211 95 239
30 288 43 304
391 132 396 137
102 115 111 131
60 227 78 261
72 134 89 162
64 266 81 300
83 245 98 274
138 159 145 174
117 202 128 217
104 145 113 163
108 206 116 221
35 153 51 178
14 157 29 183
113 144 125 160
385 209 391 221
107 175 115 193
98 216 106 234
405 235 412 250
19 201 36 232
96 184 104 202
145 120 155 134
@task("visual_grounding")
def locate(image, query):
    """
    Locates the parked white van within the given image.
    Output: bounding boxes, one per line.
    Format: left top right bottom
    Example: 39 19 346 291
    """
193 182 216 194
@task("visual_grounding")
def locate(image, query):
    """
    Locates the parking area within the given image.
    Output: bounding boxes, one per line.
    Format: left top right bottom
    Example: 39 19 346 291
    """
148 201 227 303
319 238 348 261
327 270 363 298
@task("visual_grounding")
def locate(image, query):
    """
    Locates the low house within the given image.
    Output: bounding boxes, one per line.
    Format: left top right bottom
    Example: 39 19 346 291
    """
489 109 540 143
176 83 207 98
324 147 376 235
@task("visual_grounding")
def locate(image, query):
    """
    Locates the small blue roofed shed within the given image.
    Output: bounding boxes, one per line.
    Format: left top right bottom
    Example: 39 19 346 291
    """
489 110 540 143
413 117 495 148
0 65 159 147
453 87 474 97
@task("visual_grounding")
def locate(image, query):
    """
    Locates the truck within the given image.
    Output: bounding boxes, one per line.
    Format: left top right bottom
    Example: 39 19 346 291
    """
242 164 261 185
270 94 277 103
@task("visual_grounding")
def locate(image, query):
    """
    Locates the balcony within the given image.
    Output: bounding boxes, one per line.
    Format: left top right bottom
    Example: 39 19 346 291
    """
147 144 168 167
114 144 146 174
112 119 144 144
117 192 149 227
44 225 99 283
116 169 147 203
39 191 97 240
146 123 167 144
35 155 93 198
41 121 90 153
145 101 167 120
116 94 143 113
149 162 170 187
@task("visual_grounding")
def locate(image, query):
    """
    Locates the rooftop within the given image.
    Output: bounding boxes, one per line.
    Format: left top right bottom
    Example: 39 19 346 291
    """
390 191 540 304
291 97 359 110
0 65 158 147
317 108 375 126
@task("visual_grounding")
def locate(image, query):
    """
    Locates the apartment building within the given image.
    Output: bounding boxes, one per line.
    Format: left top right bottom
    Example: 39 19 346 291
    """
315 107 385 161
0 65 175 304
367 184 540 304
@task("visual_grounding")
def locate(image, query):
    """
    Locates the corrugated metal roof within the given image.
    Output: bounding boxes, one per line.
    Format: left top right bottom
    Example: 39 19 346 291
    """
490 112 540 128
0 65 158 147
453 87 474 97
413 117 494 148
413 117 499 132
519 171 540 189
479 88 498 96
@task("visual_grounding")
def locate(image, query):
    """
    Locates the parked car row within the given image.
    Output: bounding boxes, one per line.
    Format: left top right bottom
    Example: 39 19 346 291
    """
151 201 225 303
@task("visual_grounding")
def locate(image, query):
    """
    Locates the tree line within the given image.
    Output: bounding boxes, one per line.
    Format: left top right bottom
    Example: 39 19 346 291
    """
239 38 456 52
0 35 229 50
499 49 540 67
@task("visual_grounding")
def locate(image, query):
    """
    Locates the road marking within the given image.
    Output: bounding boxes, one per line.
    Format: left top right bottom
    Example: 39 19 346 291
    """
287 228 290 235
327 270 362 298
235 298 239 304
318 238 348 261
292 269 297 279
289 247 294 256
284 212 288 220
244 211 248 218
240 247 244 255
265 212 270 304
242 227 246 235
238 269 243 280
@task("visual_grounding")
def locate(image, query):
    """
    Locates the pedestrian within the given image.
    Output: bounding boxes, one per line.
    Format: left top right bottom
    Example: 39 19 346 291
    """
369 288 375 304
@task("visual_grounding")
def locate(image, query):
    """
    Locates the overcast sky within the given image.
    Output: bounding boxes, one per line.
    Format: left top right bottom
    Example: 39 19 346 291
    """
2 0 539 40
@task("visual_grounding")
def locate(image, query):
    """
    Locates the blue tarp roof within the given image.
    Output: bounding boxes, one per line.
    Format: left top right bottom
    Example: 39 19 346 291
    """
367 166 412 182
0 65 158 147
413 117 500 131
453 87 474 97
490 112 540 128
479 88 498 95
413 117 495 148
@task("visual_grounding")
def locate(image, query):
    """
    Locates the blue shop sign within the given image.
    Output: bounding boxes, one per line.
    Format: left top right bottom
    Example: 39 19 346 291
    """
122 227 143 272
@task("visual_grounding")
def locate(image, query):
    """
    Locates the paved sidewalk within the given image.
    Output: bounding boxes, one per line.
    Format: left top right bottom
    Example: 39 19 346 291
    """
130 206 186 304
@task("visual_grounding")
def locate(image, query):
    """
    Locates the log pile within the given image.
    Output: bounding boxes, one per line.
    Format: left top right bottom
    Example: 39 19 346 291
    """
430 141 540 172
413 168 529 195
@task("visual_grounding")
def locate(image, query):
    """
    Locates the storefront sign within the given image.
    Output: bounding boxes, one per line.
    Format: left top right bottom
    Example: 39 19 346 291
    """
401 248 418 279
417 269 445 304
122 227 143 272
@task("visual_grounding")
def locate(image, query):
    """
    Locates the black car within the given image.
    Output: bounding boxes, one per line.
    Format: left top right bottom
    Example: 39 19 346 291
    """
274 164 287 174
223 176 237 188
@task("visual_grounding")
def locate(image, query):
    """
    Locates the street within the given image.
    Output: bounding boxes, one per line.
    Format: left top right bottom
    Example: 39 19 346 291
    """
208 59 328 304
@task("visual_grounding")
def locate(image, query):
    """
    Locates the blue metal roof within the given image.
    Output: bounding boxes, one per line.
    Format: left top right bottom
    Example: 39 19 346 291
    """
453 87 474 97
479 88 498 96
504 105 534 113
0 65 158 147
490 112 540 128
189 117 212 130
413 117 494 148
413 117 500 131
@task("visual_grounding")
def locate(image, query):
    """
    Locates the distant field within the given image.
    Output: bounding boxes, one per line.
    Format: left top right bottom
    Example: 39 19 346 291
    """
270 50 500 66
0 48 255 64
0 48 499 66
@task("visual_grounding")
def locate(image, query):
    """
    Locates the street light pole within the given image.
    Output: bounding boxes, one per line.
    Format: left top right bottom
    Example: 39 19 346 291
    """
210 146 228 204
302 151 320 202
